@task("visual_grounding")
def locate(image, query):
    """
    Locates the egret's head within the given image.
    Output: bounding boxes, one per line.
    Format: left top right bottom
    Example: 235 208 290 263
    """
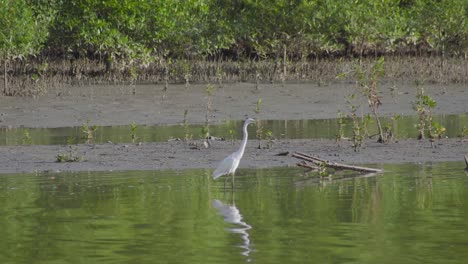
245 117 255 125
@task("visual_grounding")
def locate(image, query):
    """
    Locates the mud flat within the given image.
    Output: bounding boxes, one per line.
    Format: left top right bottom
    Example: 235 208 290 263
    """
0 138 466 174
0 81 467 174
0 82 466 128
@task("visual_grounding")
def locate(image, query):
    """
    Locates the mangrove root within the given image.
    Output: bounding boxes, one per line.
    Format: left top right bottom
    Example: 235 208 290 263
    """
292 151 383 173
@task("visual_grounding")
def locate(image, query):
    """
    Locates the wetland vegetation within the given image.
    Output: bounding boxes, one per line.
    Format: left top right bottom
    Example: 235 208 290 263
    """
0 0 467 172
1 0 468 95
1 2 468 262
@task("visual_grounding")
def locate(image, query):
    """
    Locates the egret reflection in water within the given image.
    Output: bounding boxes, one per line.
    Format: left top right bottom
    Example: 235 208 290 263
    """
213 199 253 259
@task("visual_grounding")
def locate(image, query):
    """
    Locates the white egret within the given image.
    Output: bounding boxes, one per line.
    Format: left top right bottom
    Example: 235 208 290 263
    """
212 117 255 188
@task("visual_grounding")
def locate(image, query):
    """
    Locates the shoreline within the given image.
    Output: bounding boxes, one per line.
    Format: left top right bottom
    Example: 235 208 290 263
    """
0 138 466 175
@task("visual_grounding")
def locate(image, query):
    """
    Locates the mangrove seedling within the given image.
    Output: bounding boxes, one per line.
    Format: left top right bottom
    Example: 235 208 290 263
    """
255 71 261 90
318 162 329 178
182 60 191 89
228 129 235 144
66 137 76 145
203 84 217 146
265 130 275 149
413 86 446 147
459 126 468 139
255 120 263 149
205 84 217 105
81 119 98 144
161 79 169 101
129 66 139 95
22 129 32 145
361 113 373 139
183 109 193 141
255 98 262 114
350 107 363 152
413 86 437 140
335 110 346 144
254 98 265 148
378 114 400 144
346 94 363 151
355 57 386 143
389 85 399 103
430 121 446 146
130 122 139 143
216 66 224 88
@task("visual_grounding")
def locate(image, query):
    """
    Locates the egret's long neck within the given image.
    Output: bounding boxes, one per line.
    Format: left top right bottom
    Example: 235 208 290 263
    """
237 122 250 156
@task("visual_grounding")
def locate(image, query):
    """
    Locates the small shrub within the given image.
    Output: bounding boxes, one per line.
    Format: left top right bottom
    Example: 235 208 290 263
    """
56 145 81 162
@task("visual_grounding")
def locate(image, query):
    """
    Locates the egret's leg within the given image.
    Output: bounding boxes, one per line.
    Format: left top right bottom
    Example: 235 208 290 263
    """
224 175 228 191
231 173 235 191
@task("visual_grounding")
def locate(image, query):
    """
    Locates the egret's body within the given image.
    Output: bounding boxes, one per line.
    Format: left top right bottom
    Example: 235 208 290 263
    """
213 118 255 187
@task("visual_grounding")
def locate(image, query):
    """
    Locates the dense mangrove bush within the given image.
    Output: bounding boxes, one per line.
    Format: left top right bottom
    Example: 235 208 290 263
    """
1 0 467 93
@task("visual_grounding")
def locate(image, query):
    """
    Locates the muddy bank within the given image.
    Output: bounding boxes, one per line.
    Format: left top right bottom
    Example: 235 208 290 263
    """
0 138 466 175
0 79 467 174
0 82 467 128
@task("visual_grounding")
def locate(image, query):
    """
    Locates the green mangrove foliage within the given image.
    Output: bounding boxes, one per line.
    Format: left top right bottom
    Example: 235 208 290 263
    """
1 0 467 95
1 0 467 65
0 0 49 95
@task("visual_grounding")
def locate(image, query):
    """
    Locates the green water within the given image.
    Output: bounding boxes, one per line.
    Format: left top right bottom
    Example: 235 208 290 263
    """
1 162 467 263
1 114 467 145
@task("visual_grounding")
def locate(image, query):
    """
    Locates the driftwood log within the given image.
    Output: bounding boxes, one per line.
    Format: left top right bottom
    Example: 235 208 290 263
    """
292 151 383 173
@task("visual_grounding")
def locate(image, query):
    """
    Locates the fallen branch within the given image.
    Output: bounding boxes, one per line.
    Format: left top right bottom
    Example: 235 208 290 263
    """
296 161 319 171
292 151 383 173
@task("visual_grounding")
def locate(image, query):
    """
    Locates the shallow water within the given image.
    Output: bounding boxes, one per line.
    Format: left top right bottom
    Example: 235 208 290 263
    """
1 114 467 145
1 162 467 263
